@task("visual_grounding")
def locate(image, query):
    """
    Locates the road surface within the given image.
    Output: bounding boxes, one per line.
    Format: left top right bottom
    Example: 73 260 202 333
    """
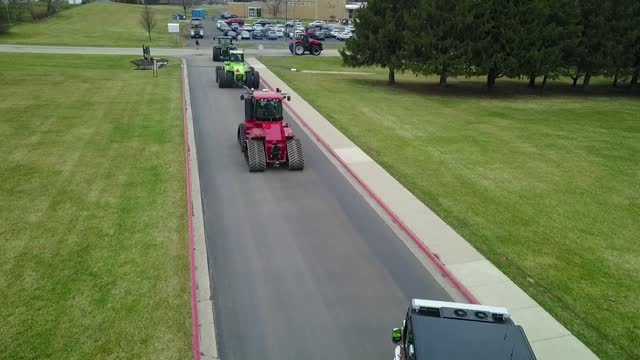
0 44 338 57
187 55 452 360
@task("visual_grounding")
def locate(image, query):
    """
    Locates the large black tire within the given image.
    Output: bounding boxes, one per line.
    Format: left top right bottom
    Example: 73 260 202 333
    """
286 138 304 170
213 47 221 61
215 66 222 83
218 69 225 88
294 44 305 56
311 46 321 56
246 139 266 172
245 71 255 89
237 123 246 152
251 71 260 89
225 71 234 88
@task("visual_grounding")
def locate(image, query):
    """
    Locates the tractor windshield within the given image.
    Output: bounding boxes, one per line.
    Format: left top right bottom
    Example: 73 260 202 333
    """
255 99 283 121
229 53 243 62
219 38 232 46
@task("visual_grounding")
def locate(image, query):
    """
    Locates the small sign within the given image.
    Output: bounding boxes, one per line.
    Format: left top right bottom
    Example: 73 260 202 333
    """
258 44 264 52
168 23 180 33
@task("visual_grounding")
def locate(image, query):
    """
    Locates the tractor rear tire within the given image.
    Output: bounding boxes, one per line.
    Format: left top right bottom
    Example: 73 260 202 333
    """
287 138 304 171
237 123 247 152
215 66 223 83
245 71 256 89
218 70 225 88
294 44 305 56
311 46 321 56
213 47 221 61
246 139 266 172
251 71 260 89
225 71 235 88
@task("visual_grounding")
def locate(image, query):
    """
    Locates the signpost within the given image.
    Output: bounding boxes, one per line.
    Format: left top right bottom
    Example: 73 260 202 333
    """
168 23 180 46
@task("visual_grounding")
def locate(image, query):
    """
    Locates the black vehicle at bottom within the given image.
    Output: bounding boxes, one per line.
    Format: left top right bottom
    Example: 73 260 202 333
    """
392 299 537 360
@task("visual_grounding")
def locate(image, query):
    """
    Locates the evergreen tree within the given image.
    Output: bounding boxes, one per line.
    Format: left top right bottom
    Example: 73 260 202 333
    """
405 0 472 86
340 0 418 85
515 0 580 88
468 0 521 88
575 0 614 88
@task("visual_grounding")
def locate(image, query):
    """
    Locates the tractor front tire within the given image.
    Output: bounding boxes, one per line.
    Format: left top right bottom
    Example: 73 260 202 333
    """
311 46 321 56
237 123 247 152
286 138 304 171
294 44 305 56
246 139 266 172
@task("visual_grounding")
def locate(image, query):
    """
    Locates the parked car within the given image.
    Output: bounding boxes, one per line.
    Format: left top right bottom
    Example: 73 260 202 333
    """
217 20 227 30
336 31 352 40
252 31 263 39
227 30 237 38
241 31 251 39
253 24 263 32
254 19 272 26
309 20 326 26
330 27 344 38
266 30 278 40
226 18 245 27
312 31 325 41
275 28 284 38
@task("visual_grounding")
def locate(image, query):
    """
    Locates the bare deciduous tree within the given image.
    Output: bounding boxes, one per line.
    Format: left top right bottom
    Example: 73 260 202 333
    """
269 0 285 18
139 4 156 41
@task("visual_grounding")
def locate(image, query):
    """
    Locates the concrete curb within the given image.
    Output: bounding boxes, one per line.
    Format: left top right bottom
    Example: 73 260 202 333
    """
182 59 219 360
246 57 600 360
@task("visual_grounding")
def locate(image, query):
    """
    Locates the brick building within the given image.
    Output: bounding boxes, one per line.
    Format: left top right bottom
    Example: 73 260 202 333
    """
228 0 348 21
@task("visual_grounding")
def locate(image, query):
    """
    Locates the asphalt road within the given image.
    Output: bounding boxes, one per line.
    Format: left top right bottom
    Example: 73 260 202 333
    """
187 55 452 360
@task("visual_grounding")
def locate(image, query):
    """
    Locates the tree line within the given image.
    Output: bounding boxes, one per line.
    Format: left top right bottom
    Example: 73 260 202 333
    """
340 0 640 89
0 0 87 34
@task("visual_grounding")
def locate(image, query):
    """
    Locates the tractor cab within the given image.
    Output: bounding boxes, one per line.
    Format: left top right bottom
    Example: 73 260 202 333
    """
241 89 290 122
227 51 244 63
218 36 234 47
236 88 303 172
392 299 536 360
296 33 310 46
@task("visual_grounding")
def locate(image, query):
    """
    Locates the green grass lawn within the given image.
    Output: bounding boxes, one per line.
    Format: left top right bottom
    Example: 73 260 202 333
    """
0 54 190 359
259 56 640 360
0 2 224 47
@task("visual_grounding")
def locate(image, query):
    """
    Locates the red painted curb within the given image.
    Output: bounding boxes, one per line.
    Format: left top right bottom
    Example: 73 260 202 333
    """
260 77 479 305
182 63 202 360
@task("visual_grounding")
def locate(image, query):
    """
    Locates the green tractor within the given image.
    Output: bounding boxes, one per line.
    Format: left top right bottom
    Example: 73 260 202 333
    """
216 50 261 89
212 36 236 62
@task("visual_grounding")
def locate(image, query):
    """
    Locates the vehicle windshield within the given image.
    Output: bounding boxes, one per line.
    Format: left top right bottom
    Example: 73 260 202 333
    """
255 100 283 121
219 38 232 46
229 53 243 62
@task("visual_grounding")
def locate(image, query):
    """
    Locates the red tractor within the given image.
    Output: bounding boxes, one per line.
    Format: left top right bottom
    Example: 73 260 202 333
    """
289 33 323 56
237 88 304 172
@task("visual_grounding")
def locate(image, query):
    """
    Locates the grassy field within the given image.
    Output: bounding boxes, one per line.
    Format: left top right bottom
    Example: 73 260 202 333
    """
0 2 223 47
0 54 190 359
259 56 640 360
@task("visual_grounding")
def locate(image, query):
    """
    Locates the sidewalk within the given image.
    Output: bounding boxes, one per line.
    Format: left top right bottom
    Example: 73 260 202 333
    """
246 57 600 360
0 44 339 57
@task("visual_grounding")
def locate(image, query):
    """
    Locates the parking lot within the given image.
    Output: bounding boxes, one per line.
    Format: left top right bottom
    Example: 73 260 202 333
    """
201 16 346 48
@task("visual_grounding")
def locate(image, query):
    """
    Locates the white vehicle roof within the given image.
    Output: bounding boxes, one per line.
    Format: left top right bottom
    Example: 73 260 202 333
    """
411 299 510 318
